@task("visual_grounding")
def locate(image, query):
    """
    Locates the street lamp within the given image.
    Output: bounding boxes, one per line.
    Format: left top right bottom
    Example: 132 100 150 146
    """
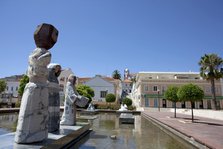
157 89 160 112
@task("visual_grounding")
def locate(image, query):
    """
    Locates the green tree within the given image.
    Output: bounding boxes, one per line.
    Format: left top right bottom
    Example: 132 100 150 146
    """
18 75 29 97
122 97 132 107
76 84 94 102
0 80 7 94
177 84 204 122
105 93 116 107
164 86 179 118
199 53 223 110
112 70 121 80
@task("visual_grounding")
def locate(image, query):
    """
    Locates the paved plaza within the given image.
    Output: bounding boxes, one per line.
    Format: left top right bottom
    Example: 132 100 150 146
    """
142 110 223 149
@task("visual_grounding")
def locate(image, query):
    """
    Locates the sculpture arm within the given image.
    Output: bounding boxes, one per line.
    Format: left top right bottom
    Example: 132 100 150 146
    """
66 85 78 104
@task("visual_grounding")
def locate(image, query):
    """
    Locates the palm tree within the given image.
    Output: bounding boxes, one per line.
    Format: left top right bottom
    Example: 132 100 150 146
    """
112 70 121 80
199 53 223 110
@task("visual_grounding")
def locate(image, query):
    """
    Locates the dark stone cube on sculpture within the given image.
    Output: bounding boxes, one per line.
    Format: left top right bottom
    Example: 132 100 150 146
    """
34 23 59 50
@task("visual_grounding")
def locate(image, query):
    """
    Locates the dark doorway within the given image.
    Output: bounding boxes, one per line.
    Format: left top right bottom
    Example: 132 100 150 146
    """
199 100 204 109
162 99 166 108
181 101 186 108
207 100 211 109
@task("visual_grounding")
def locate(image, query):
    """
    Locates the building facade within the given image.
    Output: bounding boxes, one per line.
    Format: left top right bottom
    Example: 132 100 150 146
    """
121 79 132 98
131 72 223 109
78 75 122 102
0 75 24 107
121 68 136 99
2 75 24 98
58 68 74 91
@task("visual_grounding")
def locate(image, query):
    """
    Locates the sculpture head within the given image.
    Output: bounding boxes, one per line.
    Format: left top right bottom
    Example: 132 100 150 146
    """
68 74 77 86
54 65 62 77
48 63 61 77
34 23 59 50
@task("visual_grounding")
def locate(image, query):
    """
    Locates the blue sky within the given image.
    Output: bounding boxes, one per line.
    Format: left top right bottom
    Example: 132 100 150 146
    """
0 0 223 78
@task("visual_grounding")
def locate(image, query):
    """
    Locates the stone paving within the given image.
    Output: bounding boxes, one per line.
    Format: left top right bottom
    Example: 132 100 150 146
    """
142 110 223 149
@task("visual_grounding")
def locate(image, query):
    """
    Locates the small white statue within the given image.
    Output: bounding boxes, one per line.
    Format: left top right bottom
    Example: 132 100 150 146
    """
87 103 95 111
119 103 128 111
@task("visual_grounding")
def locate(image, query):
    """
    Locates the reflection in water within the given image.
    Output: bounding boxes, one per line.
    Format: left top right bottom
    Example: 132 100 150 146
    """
0 113 196 149
0 113 18 134
80 113 196 149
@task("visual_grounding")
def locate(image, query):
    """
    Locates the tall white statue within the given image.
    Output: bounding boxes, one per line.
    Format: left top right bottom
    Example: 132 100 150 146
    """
60 74 89 125
47 63 61 132
15 23 59 143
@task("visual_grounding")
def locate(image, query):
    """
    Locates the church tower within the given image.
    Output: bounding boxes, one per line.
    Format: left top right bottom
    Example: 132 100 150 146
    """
124 68 130 80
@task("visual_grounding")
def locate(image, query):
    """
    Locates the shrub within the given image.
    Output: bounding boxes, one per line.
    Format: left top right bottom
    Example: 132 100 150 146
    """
122 97 132 107
105 93 116 103
96 104 109 109
127 105 136 111
109 104 120 110
15 100 21 108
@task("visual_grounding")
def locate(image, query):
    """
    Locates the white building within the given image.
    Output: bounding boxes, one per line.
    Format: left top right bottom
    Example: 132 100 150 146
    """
58 68 74 92
78 75 122 102
2 75 23 97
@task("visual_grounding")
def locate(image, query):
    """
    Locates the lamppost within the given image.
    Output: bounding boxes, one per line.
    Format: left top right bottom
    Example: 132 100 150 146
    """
157 89 160 112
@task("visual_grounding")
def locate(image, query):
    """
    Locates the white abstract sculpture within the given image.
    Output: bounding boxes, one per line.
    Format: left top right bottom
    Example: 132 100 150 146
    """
15 23 58 143
118 104 128 111
87 103 95 111
60 74 88 125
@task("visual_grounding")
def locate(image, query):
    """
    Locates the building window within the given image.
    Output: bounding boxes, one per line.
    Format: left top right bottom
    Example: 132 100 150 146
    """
154 99 158 107
16 86 18 91
11 87 13 91
205 87 210 93
100 91 107 98
162 86 166 92
6 86 8 91
145 98 149 107
153 86 158 92
144 85 149 91
216 87 219 93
